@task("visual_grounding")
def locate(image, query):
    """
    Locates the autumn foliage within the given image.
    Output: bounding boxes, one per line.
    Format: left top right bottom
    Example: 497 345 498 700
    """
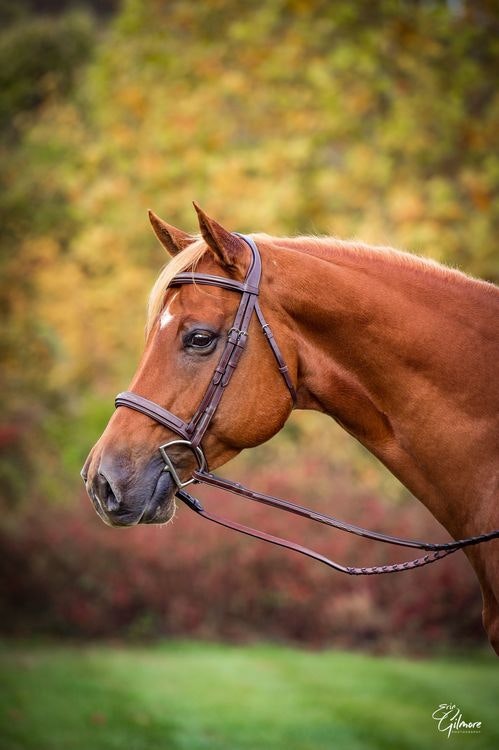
0 0 497 649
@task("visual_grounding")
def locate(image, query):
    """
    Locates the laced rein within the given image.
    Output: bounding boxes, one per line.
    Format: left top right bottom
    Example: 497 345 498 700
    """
116 235 499 576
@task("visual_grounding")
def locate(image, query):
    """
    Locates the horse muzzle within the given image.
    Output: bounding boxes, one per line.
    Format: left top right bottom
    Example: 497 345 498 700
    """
81 449 177 527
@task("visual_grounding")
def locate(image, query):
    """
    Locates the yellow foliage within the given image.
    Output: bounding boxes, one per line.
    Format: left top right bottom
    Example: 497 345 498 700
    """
2 0 498 500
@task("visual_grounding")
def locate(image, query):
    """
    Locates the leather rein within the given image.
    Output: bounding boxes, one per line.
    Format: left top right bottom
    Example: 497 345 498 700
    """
115 234 499 575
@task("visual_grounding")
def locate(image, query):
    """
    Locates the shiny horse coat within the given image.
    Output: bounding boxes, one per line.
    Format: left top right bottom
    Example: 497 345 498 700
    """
83 203 499 651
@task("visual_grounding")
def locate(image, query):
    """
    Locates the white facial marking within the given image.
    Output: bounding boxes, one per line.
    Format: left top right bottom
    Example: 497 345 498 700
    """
160 292 179 330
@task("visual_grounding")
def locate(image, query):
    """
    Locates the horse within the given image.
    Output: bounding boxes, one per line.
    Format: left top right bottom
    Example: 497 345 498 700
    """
82 203 499 653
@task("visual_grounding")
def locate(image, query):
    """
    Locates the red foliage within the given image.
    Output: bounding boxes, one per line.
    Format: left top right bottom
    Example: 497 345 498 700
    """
0 458 484 652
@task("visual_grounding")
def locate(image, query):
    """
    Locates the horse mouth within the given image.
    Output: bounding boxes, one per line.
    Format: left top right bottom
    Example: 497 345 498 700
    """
138 469 177 525
88 467 177 527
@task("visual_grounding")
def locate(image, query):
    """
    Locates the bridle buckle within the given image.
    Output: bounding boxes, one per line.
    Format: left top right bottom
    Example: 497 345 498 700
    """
159 439 207 489
227 326 247 343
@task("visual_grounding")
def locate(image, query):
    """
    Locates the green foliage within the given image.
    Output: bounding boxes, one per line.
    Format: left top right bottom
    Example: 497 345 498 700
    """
1 0 498 511
0 11 94 134
0 7 96 506
0 642 497 750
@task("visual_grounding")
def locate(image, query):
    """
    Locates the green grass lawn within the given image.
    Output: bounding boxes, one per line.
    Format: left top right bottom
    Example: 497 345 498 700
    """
0 641 497 750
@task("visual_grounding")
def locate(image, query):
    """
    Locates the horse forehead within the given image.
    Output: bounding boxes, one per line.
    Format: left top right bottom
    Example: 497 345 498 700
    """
159 290 180 329
164 281 235 317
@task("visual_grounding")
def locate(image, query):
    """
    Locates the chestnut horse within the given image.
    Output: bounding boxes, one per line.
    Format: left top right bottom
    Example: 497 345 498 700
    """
83 204 499 652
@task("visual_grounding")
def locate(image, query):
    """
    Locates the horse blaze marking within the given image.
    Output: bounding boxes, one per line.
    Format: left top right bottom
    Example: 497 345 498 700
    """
160 292 179 329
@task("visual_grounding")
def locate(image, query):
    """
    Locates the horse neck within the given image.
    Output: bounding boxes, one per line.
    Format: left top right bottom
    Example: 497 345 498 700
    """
265 237 499 536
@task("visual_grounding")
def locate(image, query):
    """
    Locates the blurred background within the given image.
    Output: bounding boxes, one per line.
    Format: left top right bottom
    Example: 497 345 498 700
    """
1 1 498 748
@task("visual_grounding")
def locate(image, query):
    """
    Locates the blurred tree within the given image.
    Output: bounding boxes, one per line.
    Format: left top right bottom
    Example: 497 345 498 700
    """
1 0 498 509
0 12 94 133
0 8 97 505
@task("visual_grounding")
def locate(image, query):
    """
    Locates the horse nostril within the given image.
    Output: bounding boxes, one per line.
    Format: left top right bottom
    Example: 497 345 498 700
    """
97 472 121 513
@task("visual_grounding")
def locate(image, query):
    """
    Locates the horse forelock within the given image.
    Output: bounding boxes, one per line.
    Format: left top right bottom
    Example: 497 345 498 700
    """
146 232 267 336
146 236 207 335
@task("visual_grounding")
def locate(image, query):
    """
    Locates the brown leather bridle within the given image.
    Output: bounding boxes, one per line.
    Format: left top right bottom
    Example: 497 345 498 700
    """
115 234 499 575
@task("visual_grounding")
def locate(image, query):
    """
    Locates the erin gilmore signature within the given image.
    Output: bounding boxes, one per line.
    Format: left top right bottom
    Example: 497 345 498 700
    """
432 703 482 738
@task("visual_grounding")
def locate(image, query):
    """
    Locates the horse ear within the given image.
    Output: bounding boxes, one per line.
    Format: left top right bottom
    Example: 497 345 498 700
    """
148 210 193 257
193 201 248 273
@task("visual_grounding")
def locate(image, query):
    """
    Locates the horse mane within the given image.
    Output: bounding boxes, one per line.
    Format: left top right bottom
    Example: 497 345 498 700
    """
265 233 473 279
146 233 497 335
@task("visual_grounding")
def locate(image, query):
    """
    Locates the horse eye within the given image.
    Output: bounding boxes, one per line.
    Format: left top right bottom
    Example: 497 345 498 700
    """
184 330 217 350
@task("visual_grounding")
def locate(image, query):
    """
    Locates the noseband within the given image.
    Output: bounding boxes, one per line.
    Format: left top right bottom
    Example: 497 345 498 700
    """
116 235 499 575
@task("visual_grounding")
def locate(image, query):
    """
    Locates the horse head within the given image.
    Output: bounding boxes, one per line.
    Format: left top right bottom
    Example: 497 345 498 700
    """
82 205 296 526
